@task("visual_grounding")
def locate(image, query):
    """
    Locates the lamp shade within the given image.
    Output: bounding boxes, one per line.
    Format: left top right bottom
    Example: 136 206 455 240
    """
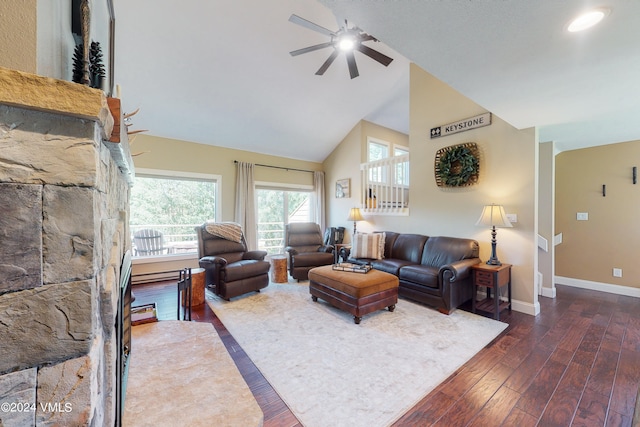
347 207 364 222
475 204 513 228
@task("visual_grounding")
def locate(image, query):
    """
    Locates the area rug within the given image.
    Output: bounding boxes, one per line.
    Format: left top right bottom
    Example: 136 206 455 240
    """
123 321 263 427
207 283 507 427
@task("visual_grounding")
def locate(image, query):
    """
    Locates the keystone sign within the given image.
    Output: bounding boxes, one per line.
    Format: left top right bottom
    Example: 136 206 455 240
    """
430 112 492 139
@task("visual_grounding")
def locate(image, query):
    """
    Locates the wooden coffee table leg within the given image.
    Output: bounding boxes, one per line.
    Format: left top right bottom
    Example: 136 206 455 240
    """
312 295 318 302
354 316 361 324
388 304 396 312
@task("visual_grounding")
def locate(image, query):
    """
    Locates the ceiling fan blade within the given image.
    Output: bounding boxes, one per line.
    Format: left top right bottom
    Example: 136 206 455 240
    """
345 50 359 79
289 14 336 37
315 50 339 76
355 44 394 67
359 34 377 42
290 42 334 56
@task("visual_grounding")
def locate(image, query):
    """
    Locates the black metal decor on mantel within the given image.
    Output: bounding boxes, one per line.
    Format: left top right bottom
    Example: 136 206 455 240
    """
72 41 106 90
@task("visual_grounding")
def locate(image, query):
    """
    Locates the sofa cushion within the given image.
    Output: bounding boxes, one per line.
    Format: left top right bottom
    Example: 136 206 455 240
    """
351 232 386 259
390 234 428 263
370 259 415 276
380 232 399 258
399 264 439 289
421 236 479 267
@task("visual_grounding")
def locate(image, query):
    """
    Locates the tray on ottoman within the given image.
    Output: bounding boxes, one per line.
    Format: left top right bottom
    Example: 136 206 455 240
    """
308 265 399 324
332 262 372 274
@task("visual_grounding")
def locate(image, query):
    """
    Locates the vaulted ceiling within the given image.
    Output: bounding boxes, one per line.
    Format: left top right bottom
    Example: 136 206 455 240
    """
115 0 640 163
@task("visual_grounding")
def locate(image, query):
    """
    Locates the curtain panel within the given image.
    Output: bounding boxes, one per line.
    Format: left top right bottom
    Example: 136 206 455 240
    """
234 161 257 250
313 171 326 232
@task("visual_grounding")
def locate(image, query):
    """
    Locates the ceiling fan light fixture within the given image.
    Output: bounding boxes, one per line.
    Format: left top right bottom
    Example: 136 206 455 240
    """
567 7 610 32
288 14 393 78
338 35 356 51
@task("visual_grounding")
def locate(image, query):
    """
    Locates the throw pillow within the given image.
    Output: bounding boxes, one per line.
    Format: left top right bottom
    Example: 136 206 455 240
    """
351 232 386 259
204 221 243 243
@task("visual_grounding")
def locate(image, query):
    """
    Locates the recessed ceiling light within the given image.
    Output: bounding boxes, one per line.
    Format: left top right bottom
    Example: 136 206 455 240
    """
567 7 610 32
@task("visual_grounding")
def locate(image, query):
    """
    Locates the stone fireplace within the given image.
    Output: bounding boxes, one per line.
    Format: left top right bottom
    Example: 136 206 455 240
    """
0 67 133 426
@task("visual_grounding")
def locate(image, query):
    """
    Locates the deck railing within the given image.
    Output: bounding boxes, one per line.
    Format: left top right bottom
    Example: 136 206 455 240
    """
131 222 287 257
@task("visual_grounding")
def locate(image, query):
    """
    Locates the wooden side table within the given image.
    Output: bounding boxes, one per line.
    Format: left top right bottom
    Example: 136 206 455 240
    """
470 263 512 320
271 255 288 283
190 267 206 306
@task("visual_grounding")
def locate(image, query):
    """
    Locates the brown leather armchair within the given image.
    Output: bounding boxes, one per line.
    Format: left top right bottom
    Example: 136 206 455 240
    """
284 222 334 281
196 224 270 300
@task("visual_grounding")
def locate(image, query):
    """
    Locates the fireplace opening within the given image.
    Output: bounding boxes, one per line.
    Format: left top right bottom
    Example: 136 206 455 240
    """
115 250 133 426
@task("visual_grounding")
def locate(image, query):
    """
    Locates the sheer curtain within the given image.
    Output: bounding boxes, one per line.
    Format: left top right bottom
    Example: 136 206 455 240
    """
234 161 257 250
313 171 326 232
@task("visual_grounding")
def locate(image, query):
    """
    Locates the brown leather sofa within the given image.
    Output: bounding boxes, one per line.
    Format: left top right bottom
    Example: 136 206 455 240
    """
196 224 270 300
284 222 334 281
348 232 480 314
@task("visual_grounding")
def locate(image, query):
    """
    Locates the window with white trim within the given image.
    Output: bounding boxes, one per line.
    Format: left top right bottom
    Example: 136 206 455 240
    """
130 169 221 259
256 183 314 255
367 137 409 186
362 137 410 214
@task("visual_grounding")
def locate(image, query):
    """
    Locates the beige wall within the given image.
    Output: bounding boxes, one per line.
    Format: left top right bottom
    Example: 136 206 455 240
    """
131 134 322 221
0 0 38 73
324 120 409 237
325 64 539 314
1 0 95 81
555 140 640 291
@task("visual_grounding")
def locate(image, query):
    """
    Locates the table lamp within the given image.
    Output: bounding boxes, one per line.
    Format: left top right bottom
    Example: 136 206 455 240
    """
475 204 512 265
347 207 363 235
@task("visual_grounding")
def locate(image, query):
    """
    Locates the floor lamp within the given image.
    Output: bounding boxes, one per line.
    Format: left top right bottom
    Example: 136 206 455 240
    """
475 204 512 265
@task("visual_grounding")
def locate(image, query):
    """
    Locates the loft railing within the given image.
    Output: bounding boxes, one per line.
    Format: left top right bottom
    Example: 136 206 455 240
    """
360 154 410 215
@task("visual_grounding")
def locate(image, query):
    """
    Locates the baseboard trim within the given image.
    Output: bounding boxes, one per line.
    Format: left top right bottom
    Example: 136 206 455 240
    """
555 276 640 298
512 299 540 316
541 286 556 298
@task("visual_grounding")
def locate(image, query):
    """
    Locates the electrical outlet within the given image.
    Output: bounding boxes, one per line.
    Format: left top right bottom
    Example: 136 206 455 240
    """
613 268 622 278
577 212 589 221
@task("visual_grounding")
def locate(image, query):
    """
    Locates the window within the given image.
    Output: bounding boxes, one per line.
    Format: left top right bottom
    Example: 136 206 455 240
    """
130 169 220 258
256 185 313 255
362 137 410 214
367 138 389 183
394 146 410 186
368 139 390 162
367 137 409 186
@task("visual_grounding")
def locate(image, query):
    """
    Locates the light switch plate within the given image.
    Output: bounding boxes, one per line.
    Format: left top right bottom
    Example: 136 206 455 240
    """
506 213 517 223
577 212 588 220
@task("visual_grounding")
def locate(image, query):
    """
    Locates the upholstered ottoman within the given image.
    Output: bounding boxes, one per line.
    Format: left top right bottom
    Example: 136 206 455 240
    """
308 265 399 324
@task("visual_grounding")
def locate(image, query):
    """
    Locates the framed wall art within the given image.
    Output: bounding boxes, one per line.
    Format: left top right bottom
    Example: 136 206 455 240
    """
335 178 350 198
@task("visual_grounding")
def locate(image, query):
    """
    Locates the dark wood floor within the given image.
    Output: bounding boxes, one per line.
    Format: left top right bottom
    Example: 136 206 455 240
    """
131 282 640 427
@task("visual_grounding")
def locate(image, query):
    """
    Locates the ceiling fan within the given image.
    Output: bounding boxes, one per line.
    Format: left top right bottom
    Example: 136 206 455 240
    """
288 14 394 79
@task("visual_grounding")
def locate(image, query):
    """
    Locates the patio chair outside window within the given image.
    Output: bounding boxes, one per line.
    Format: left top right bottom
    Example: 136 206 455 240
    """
133 229 168 256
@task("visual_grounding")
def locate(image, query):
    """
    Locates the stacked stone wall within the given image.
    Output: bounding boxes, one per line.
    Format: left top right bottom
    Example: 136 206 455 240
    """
0 75 130 426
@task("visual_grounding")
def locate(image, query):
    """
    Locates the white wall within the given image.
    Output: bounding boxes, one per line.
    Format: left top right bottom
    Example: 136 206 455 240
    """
538 141 555 297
